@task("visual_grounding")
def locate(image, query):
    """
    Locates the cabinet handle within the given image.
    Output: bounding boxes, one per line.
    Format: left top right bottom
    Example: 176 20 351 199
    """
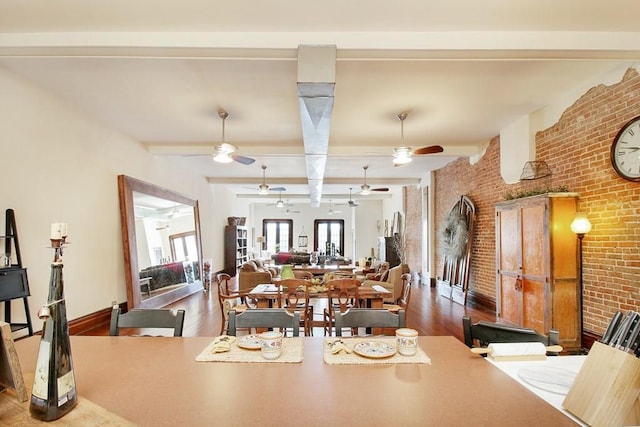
514 278 523 292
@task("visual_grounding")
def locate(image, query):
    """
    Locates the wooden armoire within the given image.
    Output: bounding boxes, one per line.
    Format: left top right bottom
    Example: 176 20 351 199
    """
495 193 580 350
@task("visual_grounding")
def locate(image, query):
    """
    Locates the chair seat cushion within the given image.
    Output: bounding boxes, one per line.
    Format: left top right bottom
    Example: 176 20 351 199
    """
382 303 402 313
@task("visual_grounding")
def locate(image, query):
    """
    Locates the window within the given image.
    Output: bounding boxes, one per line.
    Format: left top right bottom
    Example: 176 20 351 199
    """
263 219 293 253
170 231 198 262
314 219 344 256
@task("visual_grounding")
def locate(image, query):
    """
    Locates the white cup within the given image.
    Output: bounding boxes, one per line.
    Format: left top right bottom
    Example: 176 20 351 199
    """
259 331 283 360
396 328 418 356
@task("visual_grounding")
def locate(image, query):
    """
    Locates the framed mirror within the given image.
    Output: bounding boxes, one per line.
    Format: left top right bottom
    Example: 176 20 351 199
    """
118 175 203 309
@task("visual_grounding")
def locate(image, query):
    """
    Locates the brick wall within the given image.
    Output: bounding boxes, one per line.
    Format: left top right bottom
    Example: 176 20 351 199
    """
404 186 422 275
429 67 640 335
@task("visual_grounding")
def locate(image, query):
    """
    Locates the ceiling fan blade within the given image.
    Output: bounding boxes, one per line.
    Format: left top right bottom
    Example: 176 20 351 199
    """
269 187 287 192
414 145 444 155
232 154 256 165
371 188 389 192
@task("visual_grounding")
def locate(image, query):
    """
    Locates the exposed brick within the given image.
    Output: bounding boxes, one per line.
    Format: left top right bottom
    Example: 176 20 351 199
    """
428 67 640 335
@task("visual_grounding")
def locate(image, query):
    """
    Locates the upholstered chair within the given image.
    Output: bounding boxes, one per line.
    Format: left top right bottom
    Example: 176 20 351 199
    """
237 260 277 293
362 264 406 303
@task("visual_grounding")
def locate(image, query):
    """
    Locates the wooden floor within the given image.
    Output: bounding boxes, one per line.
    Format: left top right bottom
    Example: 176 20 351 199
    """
84 281 498 342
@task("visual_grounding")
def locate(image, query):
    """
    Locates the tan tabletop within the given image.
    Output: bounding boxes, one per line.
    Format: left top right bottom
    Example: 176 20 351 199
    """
14 336 577 427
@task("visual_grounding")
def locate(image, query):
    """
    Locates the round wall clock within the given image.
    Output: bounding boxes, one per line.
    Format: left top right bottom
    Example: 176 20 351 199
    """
611 115 640 182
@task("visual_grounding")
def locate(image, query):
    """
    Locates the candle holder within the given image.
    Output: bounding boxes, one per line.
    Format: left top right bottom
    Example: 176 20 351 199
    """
49 236 68 263
30 229 77 420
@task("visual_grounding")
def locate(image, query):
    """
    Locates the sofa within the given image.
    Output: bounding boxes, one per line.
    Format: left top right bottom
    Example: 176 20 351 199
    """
362 264 406 303
139 261 200 292
237 259 280 294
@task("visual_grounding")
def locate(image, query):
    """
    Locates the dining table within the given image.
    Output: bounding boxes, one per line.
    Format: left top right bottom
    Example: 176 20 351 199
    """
488 354 588 426
248 282 392 334
10 335 579 426
248 283 391 309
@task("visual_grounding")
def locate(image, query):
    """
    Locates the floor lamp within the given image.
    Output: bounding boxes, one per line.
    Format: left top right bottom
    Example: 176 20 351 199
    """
571 213 592 351
256 236 265 259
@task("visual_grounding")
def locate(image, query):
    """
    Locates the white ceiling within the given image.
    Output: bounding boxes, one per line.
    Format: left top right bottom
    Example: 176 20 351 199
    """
1 0 639 204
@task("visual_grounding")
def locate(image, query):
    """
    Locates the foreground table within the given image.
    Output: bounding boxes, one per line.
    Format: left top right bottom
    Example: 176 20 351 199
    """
14 336 577 426
489 355 587 426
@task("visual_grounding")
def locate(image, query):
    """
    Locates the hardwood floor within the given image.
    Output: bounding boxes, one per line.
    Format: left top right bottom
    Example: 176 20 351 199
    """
83 280 498 342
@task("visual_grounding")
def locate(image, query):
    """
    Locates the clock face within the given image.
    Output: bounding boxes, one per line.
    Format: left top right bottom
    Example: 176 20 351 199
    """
611 115 640 182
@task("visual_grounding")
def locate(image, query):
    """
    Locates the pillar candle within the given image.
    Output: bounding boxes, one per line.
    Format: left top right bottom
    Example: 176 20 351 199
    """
50 223 65 239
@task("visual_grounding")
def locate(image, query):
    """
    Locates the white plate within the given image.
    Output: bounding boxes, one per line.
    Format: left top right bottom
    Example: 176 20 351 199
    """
237 335 261 350
353 341 397 359
518 366 577 395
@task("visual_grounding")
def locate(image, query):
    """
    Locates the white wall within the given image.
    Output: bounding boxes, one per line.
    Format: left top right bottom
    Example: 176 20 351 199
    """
0 63 430 335
0 66 220 335
251 199 384 262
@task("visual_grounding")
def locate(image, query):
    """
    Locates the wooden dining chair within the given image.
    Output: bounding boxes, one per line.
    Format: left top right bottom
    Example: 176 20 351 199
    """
216 272 248 335
227 308 301 337
323 278 361 336
462 316 560 349
279 279 314 336
109 307 186 337
334 308 406 337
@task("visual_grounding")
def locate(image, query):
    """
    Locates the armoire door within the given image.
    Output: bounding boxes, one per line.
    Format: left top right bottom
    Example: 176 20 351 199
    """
496 206 521 325
519 202 548 333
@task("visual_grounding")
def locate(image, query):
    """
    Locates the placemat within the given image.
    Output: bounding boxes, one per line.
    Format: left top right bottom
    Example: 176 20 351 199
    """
323 337 431 365
195 337 304 363
0 373 136 426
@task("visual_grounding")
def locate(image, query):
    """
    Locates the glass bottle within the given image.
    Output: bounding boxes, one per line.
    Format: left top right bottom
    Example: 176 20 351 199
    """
29 256 77 420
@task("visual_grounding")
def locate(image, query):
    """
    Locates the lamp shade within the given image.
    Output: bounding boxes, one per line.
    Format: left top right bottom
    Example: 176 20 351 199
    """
571 213 592 235
256 236 265 243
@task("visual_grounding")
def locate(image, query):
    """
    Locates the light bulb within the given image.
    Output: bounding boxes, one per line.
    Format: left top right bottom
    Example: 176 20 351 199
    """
213 152 233 163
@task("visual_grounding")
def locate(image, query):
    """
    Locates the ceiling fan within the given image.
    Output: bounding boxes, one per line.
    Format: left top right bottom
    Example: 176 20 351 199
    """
392 112 444 166
267 191 293 208
284 202 301 215
328 200 342 215
212 111 256 165
347 188 359 207
256 165 286 195
360 165 389 195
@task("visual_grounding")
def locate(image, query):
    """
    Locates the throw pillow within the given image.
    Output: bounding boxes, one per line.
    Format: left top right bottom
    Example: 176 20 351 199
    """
379 269 390 282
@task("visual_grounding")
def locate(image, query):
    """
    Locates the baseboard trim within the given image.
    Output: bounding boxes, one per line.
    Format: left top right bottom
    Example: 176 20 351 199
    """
466 291 496 312
582 330 600 352
68 302 126 335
